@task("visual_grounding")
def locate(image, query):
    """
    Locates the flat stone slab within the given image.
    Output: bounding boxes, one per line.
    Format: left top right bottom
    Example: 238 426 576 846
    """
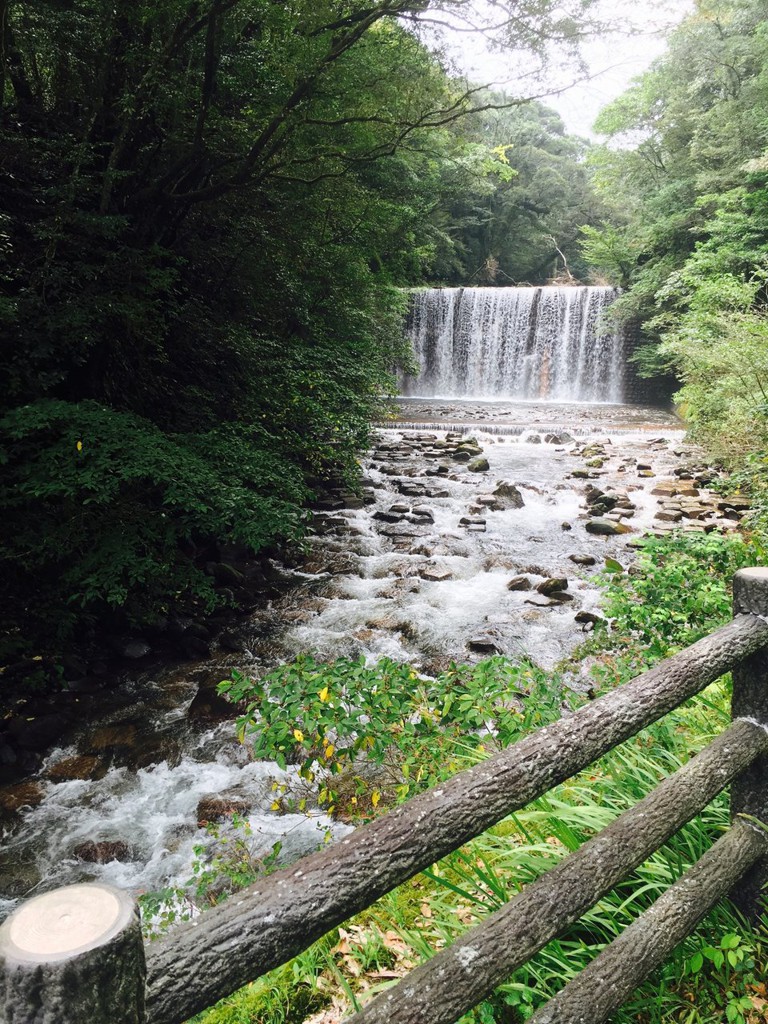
420 568 453 582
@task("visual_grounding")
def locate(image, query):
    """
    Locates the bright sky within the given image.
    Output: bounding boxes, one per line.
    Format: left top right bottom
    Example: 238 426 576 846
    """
440 0 695 138
552 0 694 136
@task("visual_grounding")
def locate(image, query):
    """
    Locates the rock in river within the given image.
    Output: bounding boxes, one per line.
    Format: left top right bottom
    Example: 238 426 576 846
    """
585 518 631 536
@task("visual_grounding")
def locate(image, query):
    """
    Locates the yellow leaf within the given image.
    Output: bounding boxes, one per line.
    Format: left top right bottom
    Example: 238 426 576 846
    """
293 728 304 742
371 790 381 808
324 744 335 759
76 440 83 451
319 686 329 702
270 801 281 811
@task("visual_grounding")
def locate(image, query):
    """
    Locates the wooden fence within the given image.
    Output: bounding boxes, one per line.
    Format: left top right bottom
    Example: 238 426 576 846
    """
3 567 768 1024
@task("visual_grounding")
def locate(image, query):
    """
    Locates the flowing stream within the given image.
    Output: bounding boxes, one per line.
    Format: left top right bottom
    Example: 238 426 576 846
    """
0 400 691 922
0 286 695 923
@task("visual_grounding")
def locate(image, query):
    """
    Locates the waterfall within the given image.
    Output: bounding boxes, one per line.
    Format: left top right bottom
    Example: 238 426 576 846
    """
403 286 626 403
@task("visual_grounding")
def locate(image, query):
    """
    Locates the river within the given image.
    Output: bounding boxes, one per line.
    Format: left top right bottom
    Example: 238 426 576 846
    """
2 396 723 926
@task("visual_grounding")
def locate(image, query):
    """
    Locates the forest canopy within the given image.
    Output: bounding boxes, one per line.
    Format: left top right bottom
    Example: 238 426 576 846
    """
0 0 607 653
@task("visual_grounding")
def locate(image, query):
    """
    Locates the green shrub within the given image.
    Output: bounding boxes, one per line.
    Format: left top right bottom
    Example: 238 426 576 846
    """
599 531 766 662
0 400 309 649
219 655 566 816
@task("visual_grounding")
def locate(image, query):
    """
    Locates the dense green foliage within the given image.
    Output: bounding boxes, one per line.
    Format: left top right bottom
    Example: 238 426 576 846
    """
220 655 564 813
583 0 768 461
426 97 609 285
0 0 605 654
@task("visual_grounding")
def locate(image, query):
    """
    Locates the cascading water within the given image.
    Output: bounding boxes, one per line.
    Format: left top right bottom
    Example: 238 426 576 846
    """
403 286 625 403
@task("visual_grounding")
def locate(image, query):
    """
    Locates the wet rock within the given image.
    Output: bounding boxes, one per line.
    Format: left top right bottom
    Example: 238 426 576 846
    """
467 634 503 654
196 794 252 825
524 597 557 608
452 450 472 462
536 578 568 596
85 723 138 754
526 434 542 444
585 518 631 536
468 457 490 472
575 611 604 626
0 859 41 900
410 506 435 524
459 516 486 527
492 482 525 510
548 591 574 603
569 554 597 566
638 470 655 478
209 562 245 587
651 481 681 498
420 567 453 582
366 614 416 636
373 510 404 523
380 522 427 538
73 840 131 863
219 630 247 653
7 713 73 752
187 687 235 722
45 755 105 782
507 575 532 591
0 780 45 813
571 469 590 479
717 497 752 513
398 482 427 497
655 510 683 523
410 544 434 557
124 640 152 660
180 635 212 660
561 522 572 531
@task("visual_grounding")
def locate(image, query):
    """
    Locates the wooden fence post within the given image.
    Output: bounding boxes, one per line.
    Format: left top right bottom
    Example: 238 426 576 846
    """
731 566 768 918
0 882 146 1023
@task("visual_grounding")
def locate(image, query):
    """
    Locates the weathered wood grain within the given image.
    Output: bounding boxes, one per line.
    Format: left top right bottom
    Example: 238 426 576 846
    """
731 568 768 916
341 719 768 1024
528 820 768 1024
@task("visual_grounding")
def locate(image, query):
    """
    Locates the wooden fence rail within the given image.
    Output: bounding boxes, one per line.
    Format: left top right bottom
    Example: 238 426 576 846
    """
2 567 768 1024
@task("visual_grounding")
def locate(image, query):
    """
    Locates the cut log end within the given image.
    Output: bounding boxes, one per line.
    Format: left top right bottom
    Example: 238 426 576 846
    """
1 884 146 1024
1 883 131 963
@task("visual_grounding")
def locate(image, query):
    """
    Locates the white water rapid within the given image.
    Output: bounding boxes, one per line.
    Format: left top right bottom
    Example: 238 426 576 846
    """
2 404 693 926
403 286 625 403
